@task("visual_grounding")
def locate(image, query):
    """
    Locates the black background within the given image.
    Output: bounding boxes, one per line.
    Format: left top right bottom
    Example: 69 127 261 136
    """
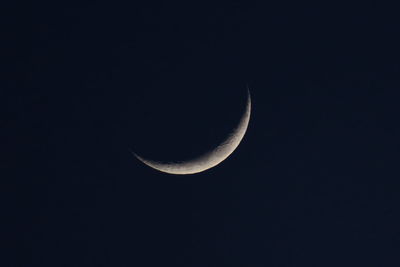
2 1 400 266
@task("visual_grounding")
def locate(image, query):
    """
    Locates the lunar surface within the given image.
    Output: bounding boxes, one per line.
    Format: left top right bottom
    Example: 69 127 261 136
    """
133 88 251 175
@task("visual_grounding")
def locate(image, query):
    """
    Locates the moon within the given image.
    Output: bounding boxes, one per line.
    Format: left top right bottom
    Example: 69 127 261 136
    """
132 88 251 175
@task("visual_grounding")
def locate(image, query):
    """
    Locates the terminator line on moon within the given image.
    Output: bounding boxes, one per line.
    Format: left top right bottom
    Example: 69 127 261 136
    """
132 88 251 175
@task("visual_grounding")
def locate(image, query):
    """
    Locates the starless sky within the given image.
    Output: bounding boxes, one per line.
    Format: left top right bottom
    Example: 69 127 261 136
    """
2 1 400 266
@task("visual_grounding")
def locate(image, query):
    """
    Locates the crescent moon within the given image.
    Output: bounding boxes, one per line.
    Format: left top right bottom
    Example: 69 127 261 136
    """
133 88 251 175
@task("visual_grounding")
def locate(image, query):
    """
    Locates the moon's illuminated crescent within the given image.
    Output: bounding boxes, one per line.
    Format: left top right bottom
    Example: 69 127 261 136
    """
133 88 251 175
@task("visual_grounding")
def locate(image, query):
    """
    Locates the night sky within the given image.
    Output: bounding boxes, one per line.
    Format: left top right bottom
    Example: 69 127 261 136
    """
3 1 400 266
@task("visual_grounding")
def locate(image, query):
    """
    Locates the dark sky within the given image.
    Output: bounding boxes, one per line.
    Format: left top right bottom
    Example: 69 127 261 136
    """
2 1 400 266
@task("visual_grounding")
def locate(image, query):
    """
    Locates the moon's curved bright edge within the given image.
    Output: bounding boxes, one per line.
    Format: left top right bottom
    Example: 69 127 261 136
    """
133 88 251 175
